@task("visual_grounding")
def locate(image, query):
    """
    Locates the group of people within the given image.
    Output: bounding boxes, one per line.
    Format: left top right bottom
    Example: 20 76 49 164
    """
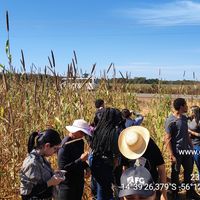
165 98 200 200
19 98 200 200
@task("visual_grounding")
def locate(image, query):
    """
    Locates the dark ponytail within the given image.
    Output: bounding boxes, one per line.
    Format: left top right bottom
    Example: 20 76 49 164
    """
27 129 61 153
28 132 39 153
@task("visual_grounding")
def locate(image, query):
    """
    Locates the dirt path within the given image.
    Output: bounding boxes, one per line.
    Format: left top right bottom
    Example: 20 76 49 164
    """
136 93 200 100
136 93 200 116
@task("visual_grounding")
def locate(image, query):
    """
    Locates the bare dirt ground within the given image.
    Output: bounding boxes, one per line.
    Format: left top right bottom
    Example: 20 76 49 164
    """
136 93 200 101
136 93 200 115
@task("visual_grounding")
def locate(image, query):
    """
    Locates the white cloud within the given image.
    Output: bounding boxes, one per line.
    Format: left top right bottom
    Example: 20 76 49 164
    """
122 1 200 26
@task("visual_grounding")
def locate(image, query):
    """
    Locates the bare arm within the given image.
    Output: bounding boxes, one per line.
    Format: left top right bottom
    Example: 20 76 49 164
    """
164 133 175 158
188 129 200 137
187 130 195 148
157 164 168 200
165 133 177 165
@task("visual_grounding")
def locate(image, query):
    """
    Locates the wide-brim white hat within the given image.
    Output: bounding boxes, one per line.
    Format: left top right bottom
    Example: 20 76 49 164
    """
118 126 150 160
66 119 92 136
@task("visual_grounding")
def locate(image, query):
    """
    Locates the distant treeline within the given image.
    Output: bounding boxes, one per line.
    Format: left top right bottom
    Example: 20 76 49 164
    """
108 77 199 85
0 73 199 85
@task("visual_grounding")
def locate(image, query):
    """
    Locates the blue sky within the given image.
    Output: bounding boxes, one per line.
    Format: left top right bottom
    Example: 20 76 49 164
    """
0 0 200 80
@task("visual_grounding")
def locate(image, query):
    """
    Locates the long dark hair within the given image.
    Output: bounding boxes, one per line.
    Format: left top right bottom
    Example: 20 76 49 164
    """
91 108 123 155
191 106 200 125
27 129 61 153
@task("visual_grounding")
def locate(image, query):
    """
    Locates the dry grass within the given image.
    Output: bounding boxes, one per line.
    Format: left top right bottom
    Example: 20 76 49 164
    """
1 10 199 200
0 73 199 199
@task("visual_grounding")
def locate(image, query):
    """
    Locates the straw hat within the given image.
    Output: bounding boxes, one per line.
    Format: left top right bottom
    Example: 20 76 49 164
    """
66 119 92 136
118 126 150 159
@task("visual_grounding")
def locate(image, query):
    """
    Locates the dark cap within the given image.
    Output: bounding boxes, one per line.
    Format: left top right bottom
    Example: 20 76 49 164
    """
119 166 155 198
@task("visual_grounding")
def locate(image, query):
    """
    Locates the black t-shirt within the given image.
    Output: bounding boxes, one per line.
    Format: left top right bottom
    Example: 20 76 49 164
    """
122 138 165 183
142 138 165 182
57 136 89 186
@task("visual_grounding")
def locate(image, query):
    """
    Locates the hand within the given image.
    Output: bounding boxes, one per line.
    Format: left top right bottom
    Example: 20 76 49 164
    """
84 168 91 178
132 111 141 116
54 170 67 179
47 175 64 187
80 151 88 162
160 192 168 200
170 155 177 164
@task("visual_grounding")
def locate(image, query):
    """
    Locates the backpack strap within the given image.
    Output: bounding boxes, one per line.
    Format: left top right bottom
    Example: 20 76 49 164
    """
168 119 178 129
135 157 147 167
